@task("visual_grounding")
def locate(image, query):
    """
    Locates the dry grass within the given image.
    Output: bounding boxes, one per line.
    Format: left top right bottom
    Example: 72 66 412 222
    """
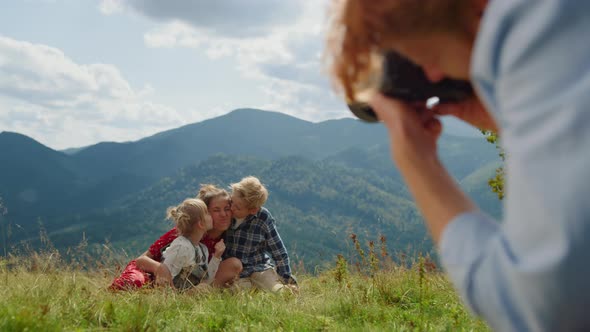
0 242 489 331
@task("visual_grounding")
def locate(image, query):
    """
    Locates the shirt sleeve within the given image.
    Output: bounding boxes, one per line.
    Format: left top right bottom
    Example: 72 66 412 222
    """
439 212 501 314
162 238 194 278
443 1 590 331
206 256 221 285
198 244 220 284
263 213 292 281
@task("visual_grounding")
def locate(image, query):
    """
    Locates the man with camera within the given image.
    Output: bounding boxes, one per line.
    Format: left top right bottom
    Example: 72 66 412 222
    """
326 1 590 330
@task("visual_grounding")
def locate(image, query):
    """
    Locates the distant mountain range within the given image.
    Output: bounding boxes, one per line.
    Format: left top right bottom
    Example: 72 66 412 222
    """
0 108 502 267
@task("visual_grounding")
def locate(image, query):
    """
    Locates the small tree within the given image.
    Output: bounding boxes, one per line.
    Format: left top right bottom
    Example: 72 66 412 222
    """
0 197 6 216
0 196 7 258
482 131 505 200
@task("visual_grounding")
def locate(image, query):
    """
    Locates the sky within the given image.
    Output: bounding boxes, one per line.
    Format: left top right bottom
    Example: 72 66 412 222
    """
0 0 350 150
0 0 477 150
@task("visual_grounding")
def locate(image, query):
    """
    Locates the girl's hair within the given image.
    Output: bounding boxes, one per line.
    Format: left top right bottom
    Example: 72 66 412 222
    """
230 176 268 210
325 0 471 101
166 198 208 236
197 184 230 207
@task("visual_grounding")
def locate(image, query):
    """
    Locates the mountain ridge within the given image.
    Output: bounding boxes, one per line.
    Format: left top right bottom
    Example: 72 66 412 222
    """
0 108 502 265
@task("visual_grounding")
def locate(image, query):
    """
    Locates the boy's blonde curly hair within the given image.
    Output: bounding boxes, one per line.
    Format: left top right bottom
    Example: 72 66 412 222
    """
230 176 268 210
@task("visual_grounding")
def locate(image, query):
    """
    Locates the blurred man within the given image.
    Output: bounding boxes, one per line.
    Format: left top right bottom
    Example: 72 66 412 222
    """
326 1 590 330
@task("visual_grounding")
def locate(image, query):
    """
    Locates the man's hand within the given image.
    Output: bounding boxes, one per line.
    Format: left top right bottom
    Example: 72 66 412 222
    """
369 92 477 244
154 263 173 287
369 93 442 167
214 239 226 259
433 96 499 132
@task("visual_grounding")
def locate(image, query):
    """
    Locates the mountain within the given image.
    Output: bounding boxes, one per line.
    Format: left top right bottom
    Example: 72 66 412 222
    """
0 132 83 218
70 108 389 180
440 116 482 137
461 160 504 218
0 109 503 266
60 146 89 155
25 154 429 268
0 109 394 217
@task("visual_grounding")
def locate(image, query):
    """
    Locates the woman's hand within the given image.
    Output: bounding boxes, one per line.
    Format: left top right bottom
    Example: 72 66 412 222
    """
214 239 226 259
154 263 173 287
433 96 499 132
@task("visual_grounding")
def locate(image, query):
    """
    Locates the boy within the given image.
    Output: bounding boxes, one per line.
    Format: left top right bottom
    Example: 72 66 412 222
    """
223 176 297 292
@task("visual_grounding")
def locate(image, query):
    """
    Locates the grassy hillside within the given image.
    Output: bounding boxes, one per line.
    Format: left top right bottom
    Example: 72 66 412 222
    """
0 245 490 331
15 154 430 269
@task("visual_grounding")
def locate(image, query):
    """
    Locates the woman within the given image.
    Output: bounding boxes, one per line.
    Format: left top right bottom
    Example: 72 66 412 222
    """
109 184 242 290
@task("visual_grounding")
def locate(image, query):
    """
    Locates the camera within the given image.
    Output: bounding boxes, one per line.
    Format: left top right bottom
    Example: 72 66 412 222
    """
347 51 474 122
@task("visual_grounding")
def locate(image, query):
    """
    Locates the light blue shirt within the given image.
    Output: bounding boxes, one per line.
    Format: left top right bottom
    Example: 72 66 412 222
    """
440 1 590 331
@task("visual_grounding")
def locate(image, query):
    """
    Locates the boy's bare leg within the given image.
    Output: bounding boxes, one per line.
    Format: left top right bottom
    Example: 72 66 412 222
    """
235 277 253 291
250 269 285 293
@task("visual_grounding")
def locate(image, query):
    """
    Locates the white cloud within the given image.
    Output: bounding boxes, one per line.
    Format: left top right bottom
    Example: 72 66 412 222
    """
99 0 126 15
123 0 304 38
256 77 349 123
144 21 205 48
128 1 345 120
204 41 233 59
0 35 184 149
101 2 333 79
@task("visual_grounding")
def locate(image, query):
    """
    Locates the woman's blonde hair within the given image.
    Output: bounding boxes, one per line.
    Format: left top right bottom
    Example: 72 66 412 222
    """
230 176 268 210
197 184 230 207
325 0 471 102
166 198 208 236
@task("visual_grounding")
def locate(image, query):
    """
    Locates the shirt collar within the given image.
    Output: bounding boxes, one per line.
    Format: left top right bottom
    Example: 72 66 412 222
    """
230 209 260 228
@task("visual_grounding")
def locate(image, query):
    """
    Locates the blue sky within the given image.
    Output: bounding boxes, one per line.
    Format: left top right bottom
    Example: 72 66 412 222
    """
0 0 477 150
0 0 350 149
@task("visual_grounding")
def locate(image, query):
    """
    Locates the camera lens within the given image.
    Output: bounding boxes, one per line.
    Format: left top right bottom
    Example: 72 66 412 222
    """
346 51 474 122
348 102 378 122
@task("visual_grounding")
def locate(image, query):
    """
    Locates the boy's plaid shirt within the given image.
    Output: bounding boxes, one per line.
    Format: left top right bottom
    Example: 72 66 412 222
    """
223 207 292 281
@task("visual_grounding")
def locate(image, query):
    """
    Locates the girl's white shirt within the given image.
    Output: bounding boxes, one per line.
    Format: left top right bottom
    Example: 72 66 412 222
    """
162 235 221 284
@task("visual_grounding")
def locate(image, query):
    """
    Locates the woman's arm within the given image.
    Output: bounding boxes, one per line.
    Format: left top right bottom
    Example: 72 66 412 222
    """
135 251 158 272
136 251 173 287
134 227 178 286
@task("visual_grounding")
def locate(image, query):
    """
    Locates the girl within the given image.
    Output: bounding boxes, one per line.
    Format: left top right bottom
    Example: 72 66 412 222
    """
159 198 224 291
109 184 241 290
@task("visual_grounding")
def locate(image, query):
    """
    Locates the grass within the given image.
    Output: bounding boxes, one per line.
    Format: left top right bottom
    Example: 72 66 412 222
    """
0 246 490 332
